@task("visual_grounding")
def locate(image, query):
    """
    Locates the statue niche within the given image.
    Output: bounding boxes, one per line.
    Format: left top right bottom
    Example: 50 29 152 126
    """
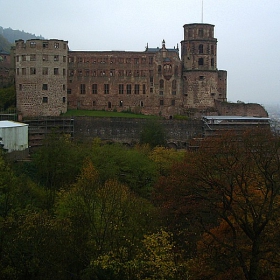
163 63 172 80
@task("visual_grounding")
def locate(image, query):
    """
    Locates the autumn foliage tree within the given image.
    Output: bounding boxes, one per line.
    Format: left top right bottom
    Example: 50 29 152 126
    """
154 129 280 279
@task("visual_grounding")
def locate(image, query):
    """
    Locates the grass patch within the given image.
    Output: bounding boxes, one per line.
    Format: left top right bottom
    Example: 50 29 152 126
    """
62 109 159 119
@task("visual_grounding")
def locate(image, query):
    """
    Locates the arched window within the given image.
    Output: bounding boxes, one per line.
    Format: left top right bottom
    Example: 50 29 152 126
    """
160 79 164 89
108 102 112 108
199 44 203 54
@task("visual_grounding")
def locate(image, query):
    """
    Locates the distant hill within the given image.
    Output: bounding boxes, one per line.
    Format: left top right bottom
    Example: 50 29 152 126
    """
0 34 11 53
0 26 44 53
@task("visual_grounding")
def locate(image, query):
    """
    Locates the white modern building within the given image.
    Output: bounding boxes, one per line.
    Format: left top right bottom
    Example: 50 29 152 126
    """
0 120 29 154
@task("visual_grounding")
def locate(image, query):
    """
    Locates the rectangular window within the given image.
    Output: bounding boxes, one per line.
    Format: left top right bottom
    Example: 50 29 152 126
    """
119 84 124 94
142 84 146 94
54 55 59 61
134 84 140 94
150 77 153 86
16 68 19 75
30 41 36 48
104 84 109 94
30 67 36 75
150 87 153 93
42 67 48 75
149 57 153 64
68 57 74 63
134 58 139 64
42 97 48 103
126 70 132 76
16 56 19 62
85 69 90 76
80 84 86 94
110 70 115 76
42 84 48 90
67 89 72 94
63 84 65 90
92 84 98 94
171 99 175 106
69 70 74 76
63 69 66 76
22 68 26 75
30 54 36 61
172 91 176 95
63 97 66 103
22 55 26 61
63 43 67 49
54 42 59 49
198 58 204 66
19 84 22 91
160 100 164 106
43 42 48 48
63 56 66 62
54 68 59 75
141 58 146 64
118 70 124 76
42 54 48 61
159 91 163 95
211 45 214 55
126 84 131 94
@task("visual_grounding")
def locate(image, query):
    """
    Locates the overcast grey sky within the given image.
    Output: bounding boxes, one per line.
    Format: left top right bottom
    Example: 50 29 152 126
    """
2 0 280 106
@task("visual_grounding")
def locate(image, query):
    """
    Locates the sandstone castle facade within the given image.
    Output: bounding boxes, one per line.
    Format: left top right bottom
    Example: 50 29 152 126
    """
14 23 228 118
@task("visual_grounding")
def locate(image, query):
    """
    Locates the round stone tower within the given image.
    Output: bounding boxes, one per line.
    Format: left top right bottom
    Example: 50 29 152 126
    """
181 23 226 109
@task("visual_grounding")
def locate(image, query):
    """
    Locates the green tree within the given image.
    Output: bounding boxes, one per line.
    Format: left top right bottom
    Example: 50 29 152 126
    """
56 158 159 279
149 146 185 176
0 86 15 110
90 142 158 197
140 120 167 148
33 132 84 203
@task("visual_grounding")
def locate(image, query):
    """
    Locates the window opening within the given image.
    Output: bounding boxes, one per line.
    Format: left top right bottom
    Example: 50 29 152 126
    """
80 84 86 94
104 84 109 94
126 84 131 94
92 84 98 94
198 58 204 66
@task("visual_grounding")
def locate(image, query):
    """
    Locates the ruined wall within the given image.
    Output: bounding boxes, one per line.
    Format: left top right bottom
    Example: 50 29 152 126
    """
215 100 268 117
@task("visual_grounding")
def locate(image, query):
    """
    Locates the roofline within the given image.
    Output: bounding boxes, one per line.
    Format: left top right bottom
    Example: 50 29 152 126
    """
183 23 215 27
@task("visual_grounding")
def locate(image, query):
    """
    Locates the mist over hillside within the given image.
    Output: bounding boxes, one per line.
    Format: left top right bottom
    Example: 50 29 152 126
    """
0 26 44 53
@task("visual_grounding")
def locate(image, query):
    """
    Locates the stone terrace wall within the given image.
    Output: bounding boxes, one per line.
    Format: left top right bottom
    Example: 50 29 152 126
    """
74 117 202 148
